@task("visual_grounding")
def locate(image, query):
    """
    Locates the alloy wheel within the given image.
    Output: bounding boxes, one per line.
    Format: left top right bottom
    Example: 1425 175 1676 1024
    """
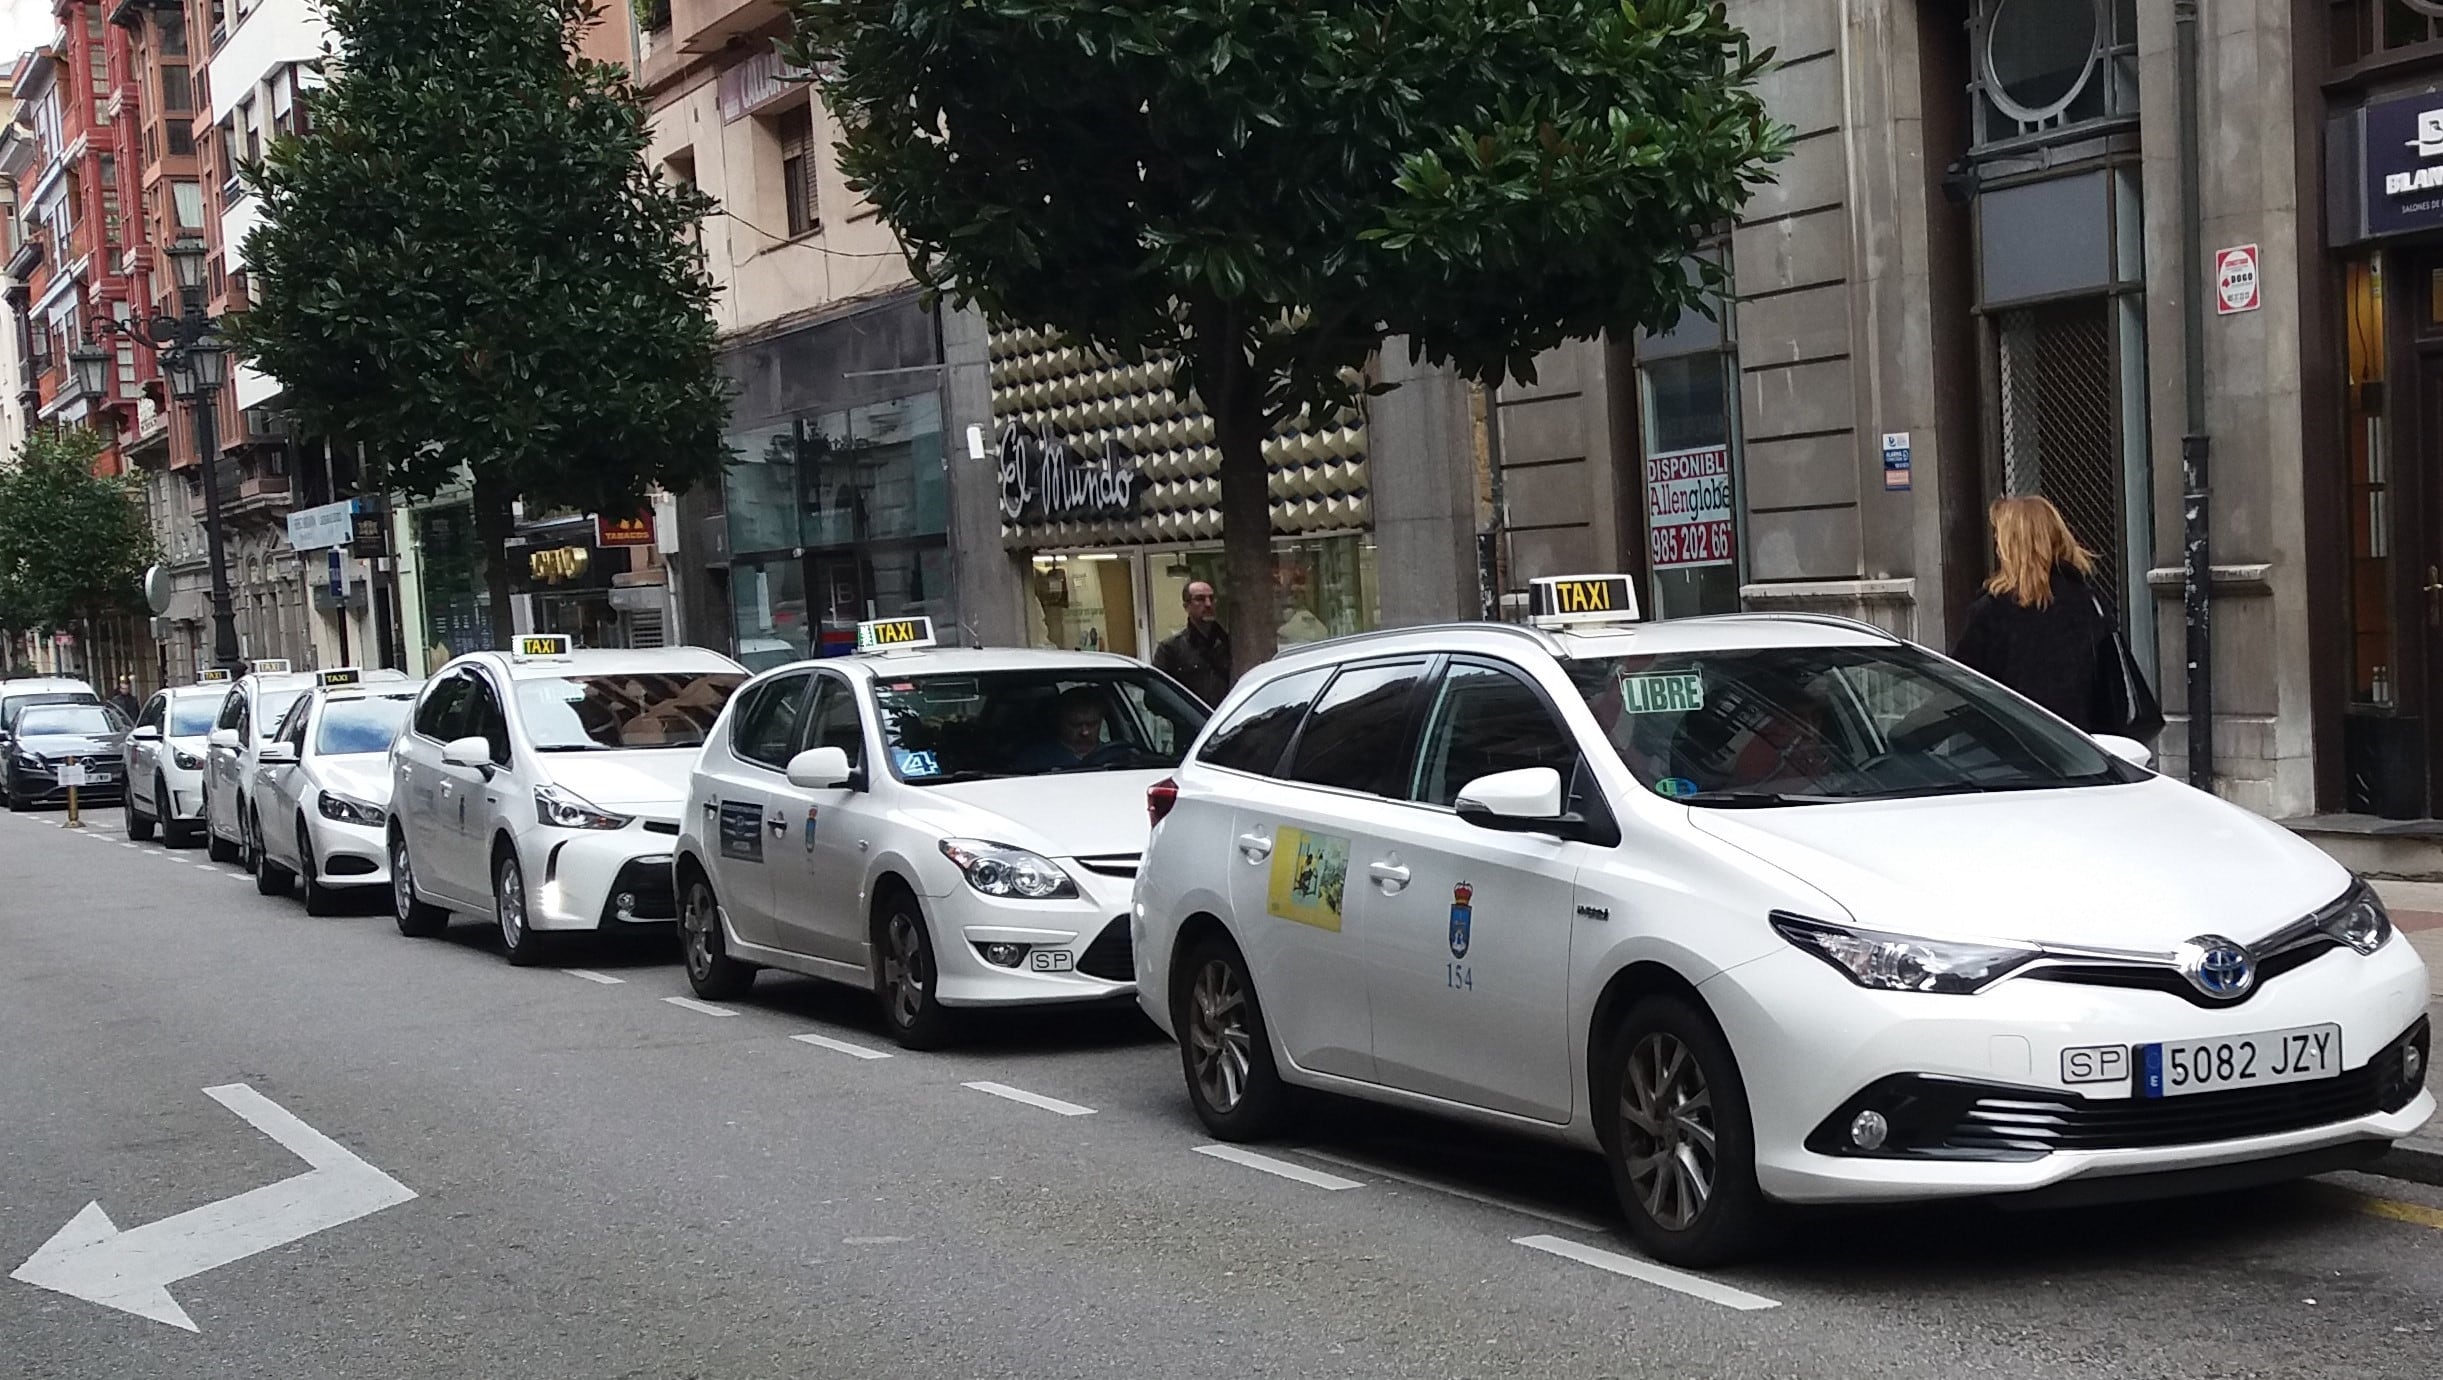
1617 1031 1718 1232
682 881 718 982
391 837 415 917
880 911 928 1027
1186 958 1254 1114
496 856 527 950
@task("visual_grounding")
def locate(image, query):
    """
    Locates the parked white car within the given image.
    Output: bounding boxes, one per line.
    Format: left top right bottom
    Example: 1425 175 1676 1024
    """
202 661 319 866
387 637 746 964
674 618 1210 1047
251 670 425 914
124 676 233 845
1131 575 2435 1265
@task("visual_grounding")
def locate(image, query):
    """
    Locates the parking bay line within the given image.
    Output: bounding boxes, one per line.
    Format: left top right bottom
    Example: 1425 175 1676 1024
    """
559 969 626 985
963 1081 1095 1117
661 996 739 1018
791 1032 892 1060
1513 1234 1781 1312
2317 1183 2443 1232
1195 1144 1363 1190
1285 1146 1615 1234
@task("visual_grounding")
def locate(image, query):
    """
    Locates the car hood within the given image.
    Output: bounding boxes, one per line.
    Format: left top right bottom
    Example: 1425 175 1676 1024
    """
317 754 394 807
540 750 697 813
1687 777 2353 952
17 733 122 758
898 771 1164 859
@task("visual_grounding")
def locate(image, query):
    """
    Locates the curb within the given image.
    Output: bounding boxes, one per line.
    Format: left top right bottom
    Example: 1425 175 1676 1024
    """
2377 1137 2443 1190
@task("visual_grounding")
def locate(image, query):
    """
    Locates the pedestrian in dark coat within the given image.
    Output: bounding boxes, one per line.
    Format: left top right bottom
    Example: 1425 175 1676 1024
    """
1152 580 1233 708
1954 496 2129 735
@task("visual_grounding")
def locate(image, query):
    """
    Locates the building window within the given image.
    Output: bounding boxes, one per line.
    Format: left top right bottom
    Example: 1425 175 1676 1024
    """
161 65 192 114
1968 0 2139 152
2333 0 2443 68
160 8 187 56
168 121 195 157
773 105 818 237
1633 252 1744 620
2344 254 2394 707
172 180 205 231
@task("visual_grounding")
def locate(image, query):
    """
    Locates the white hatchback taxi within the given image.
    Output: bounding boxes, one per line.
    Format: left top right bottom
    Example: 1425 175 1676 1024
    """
1132 575 2435 1265
388 636 745 964
251 669 424 914
202 660 318 866
675 617 1209 1047
124 673 233 845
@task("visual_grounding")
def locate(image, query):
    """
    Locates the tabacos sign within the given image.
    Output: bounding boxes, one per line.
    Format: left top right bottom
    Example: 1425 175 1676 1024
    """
997 423 1144 523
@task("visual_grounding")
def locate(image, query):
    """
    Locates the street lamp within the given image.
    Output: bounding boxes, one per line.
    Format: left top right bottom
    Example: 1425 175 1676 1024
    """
93 234 242 673
68 342 111 400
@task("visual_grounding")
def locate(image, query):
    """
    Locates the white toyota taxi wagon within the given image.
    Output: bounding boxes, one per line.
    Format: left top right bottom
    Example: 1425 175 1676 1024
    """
1132 575 2434 1265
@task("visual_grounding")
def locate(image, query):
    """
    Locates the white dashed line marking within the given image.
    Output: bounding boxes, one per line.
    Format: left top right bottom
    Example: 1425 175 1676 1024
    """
1512 1235 1780 1311
791 1032 892 1060
963 1081 1095 1117
1195 1144 1363 1190
661 996 738 1017
559 969 626 985
1287 1147 1613 1233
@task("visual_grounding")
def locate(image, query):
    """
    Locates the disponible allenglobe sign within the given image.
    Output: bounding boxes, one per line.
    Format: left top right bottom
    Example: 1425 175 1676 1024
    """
1646 445 1735 570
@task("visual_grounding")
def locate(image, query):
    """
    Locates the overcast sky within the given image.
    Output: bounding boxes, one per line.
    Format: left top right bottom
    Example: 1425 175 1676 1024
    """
0 0 50 73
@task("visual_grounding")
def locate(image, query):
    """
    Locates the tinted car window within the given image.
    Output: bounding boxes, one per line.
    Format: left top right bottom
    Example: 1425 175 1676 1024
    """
1284 660 1433 797
257 691 306 740
216 689 245 732
731 673 813 769
1197 668 1330 777
138 695 165 730
806 678 865 770
870 670 1207 783
414 674 471 740
1411 661 1580 807
465 677 511 764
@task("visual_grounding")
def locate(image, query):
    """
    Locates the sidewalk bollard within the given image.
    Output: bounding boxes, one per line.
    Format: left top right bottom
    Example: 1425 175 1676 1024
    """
65 780 81 829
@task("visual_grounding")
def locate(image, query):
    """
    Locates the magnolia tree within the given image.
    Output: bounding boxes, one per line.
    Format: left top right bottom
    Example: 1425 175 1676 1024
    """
0 429 153 640
787 0 1785 663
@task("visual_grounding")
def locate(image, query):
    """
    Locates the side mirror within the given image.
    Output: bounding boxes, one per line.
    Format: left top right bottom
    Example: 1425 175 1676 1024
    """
785 745 855 790
1454 766 1612 844
257 742 299 766
2094 734 2154 769
129 725 162 742
208 728 241 751
440 735 495 772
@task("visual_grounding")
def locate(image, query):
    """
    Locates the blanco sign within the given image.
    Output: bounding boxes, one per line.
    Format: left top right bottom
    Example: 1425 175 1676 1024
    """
2214 245 2261 316
285 499 356 552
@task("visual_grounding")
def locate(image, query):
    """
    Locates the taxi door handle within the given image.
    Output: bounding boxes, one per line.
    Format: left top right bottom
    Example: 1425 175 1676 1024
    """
1367 861 1410 889
1236 832 1273 861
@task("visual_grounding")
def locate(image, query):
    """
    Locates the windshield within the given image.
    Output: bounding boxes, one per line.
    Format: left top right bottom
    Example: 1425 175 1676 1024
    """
17 705 123 737
317 696 415 756
170 697 223 736
3 693 95 729
257 690 306 739
872 669 1210 784
1564 643 2142 806
516 672 744 750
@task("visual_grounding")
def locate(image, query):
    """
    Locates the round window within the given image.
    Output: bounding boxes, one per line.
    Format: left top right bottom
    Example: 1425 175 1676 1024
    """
2409 0 2443 15
1983 0 2105 125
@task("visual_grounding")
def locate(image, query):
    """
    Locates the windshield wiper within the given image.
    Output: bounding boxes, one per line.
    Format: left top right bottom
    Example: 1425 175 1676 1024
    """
915 770 1009 784
533 743 611 752
1674 790 1846 808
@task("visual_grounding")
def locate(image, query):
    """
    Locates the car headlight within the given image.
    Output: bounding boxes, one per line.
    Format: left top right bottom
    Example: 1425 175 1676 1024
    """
534 783 631 831
15 752 44 768
1770 914 2038 994
938 838 1077 899
2318 883 2393 955
172 748 205 770
318 792 387 827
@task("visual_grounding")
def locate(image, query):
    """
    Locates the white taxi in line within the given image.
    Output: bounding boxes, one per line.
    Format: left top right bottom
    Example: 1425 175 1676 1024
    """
674 617 1209 1047
1133 575 2435 1265
124 672 234 846
202 660 320 866
250 669 424 914
388 636 746 964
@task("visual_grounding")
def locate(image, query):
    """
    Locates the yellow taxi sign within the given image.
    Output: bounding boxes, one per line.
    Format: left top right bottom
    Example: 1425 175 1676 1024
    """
1527 574 1641 629
251 658 294 674
856 616 937 654
512 634 574 660
197 668 233 683
317 667 363 688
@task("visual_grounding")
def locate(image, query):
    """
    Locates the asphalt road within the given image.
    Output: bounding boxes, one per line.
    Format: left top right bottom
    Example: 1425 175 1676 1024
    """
4 801 2442 1379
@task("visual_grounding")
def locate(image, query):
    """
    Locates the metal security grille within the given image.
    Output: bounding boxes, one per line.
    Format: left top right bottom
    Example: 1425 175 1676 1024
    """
1997 298 2123 612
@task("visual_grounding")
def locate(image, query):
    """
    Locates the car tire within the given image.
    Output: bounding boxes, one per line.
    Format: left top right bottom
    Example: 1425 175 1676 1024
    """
1596 995 1776 1268
873 889 955 1050
389 829 450 938
493 848 550 967
254 813 293 897
161 779 196 846
680 872 756 1001
126 787 155 841
1174 934 1289 1141
237 800 261 874
298 820 341 917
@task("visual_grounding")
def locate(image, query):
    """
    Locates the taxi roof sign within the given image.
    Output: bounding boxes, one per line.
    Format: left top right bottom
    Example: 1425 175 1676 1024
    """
317 667 363 688
856 616 937 654
251 658 294 674
511 634 574 661
1527 574 1641 629
197 668 233 683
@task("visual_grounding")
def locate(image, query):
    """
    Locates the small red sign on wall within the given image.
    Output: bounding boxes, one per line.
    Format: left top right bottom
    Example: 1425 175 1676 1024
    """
2214 245 2262 315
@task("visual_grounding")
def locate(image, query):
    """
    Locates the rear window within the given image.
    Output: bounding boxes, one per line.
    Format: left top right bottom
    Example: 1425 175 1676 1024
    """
1196 668 1330 776
516 672 745 750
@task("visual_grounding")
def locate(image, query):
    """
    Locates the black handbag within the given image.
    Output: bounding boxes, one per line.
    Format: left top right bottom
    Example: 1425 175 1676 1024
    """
2093 594 2166 743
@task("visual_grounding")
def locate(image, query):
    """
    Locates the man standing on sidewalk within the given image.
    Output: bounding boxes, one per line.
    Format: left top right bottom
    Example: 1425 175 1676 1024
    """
1153 580 1233 708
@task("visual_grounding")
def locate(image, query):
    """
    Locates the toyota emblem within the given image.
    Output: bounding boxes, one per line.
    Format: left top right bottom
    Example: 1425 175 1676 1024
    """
2176 935 2256 1000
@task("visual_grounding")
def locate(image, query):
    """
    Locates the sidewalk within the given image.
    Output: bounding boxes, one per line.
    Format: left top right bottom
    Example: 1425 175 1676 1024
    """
2370 882 2443 1185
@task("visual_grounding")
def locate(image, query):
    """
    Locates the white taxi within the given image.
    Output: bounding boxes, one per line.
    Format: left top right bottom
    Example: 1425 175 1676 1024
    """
675 617 1209 1047
251 669 424 914
124 672 233 846
1133 575 2435 1265
202 660 319 866
388 636 745 964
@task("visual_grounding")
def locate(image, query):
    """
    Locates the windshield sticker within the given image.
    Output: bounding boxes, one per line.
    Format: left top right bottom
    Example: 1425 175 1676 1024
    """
1619 671 1704 715
894 748 940 778
1266 828 1349 933
1653 776 1699 799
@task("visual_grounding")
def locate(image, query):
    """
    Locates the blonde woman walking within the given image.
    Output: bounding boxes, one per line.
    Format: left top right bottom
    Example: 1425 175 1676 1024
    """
1954 495 2132 735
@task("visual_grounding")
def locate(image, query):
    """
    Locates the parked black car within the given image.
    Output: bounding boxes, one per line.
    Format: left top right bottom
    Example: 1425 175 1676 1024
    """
5 702 131 810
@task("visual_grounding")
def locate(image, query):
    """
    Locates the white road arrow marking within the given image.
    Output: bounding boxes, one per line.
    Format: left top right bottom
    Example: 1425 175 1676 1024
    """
9 1083 415 1332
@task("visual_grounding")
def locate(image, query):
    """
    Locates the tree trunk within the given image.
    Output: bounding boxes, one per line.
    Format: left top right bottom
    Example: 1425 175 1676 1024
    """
473 472 517 650
1200 319 1276 677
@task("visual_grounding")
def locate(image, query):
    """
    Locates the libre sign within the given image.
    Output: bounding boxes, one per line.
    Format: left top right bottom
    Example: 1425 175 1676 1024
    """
2214 245 2261 316
1645 445 1736 570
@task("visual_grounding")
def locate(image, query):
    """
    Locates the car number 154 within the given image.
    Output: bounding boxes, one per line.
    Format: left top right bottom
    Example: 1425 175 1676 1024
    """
2140 1022 2341 1098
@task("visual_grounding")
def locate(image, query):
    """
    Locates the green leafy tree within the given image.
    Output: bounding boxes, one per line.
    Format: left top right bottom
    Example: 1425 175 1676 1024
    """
0 429 155 641
237 0 728 645
788 0 1785 662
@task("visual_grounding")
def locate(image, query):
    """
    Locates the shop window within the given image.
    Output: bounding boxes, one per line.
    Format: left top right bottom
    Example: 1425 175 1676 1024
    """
2332 1 2443 69
732 557 809 670
2344 254 2395 707
1634 251 1743 620
1030 553 1136 655
1969 0 2139 152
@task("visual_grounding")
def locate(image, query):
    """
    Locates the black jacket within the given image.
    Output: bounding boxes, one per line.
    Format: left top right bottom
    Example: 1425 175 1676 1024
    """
1153 622 1234 709
1953 566 2128 734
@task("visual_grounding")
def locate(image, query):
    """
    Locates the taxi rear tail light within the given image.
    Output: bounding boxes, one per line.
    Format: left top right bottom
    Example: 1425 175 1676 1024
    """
1147 777 1178 828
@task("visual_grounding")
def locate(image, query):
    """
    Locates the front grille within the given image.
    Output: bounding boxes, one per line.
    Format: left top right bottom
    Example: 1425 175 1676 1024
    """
2022 939 2336 1008
602 857 678 923
1809 1017 2427 1162
1072 854 1140 879
1076 917 1133 981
